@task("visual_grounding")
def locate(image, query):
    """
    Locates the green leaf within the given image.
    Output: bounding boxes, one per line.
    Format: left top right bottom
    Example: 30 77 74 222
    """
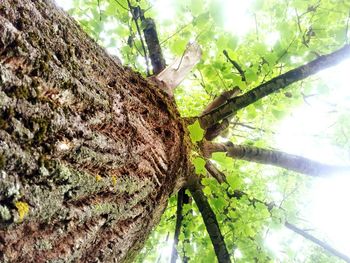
211 196 227 211
203 185 212 196
226 174 242 190
245 69 258 82
194 12 210 27
188 120 204 142
209 0 224 26
211 152 233 170
227 35 238 51
193 157 206 175
272 109 285 120
189 0 203 16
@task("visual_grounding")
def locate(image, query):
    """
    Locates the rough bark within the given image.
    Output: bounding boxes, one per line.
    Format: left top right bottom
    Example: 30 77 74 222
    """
200 45 350 129
202 141 350 177
0 1 189 262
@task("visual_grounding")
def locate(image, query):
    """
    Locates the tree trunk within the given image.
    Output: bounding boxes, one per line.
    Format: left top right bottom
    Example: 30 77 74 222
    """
0 1 189 262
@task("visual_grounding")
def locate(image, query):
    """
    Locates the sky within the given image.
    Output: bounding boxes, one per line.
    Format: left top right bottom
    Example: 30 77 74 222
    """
272 59 350 258
55 0 350 260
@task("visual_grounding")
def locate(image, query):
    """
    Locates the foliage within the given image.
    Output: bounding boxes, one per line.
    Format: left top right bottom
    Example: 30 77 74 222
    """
64 0 350 262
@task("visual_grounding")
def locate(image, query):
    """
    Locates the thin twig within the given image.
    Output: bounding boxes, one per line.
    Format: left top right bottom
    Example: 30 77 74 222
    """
223 50 246 82
160 23 191 46
113 0 129 11
97 0 102 21
233 122 276 135
254 13 259 41
214 68 227 89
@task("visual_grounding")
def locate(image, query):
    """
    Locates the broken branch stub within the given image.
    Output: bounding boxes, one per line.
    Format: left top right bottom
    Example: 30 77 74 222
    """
156 42 202 96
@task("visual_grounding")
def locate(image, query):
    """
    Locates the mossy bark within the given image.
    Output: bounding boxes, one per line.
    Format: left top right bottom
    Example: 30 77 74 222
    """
0 0 189 262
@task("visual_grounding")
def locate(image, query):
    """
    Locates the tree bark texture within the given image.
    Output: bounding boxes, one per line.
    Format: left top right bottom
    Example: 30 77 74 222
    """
0 1 189 262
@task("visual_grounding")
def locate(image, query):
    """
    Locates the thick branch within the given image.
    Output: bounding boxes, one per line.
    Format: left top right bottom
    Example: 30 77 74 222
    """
200 45 350 129
204 118 230 141
202 141 350 177
188 176 231 263
170 188 185 263
285 222 350 263
201 87 241 140
200 87 241 116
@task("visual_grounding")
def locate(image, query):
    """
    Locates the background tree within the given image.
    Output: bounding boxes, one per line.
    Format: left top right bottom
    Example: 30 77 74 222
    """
1 0 350 262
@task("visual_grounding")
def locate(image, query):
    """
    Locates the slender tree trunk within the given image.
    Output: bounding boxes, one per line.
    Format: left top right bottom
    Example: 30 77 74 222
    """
170 188 185 263
0 1 189 262
188 176 231 263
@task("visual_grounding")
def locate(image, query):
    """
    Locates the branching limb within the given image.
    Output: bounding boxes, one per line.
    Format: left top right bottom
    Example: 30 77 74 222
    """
200 45 350 129
201 141 350 177
170 188 185 263
188 176 231 263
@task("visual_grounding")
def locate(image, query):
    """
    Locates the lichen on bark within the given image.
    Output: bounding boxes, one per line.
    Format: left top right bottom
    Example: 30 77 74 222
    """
0 0 190 262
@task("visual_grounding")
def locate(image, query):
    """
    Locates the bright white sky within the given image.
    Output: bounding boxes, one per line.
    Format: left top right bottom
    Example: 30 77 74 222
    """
55 0 350 260
269 59 350 260
56 0 72 10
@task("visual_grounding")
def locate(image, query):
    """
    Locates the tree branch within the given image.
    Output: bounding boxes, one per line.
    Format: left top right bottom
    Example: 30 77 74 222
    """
205 160 227 184
140 15 166 75
204 165 350 262
202 141 350 177
204 118 230 141
188 176 231 263
170 188 185 263
200 87 241 140
199 45 350 129
223 50 246 81
285 222 350 263
200 87 241 116
126 1 150 75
